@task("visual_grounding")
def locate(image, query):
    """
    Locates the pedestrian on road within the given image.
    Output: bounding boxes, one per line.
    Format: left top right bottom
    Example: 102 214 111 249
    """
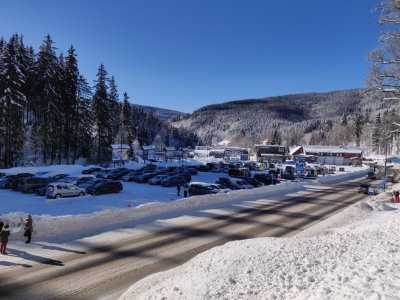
183 183 189 198
395 190 400 203
177 184 181 196
24 215 33 244
1 224 10 255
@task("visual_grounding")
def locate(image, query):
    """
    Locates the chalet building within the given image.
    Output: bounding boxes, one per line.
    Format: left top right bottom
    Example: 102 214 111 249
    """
290 145 364 165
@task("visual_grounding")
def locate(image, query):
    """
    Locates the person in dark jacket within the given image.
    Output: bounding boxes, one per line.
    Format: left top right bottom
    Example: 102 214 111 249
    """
177 184 181 196
1 224 10 255
0 220 4 231
24 215 33 243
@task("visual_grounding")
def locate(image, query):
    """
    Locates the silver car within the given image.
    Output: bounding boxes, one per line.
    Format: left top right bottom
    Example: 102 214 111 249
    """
46 183 86 199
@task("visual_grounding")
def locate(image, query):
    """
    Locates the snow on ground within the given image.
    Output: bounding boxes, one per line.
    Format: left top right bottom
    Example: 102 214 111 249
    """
120 184 400 300
0 163 367 240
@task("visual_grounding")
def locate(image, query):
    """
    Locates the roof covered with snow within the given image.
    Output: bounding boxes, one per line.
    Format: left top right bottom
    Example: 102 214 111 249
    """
304 145 364 154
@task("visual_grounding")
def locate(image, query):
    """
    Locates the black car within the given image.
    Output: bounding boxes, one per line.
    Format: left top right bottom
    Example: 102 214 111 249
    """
195 165 211 172
189 183 220 196
215 178 241 190
9 173 35 190
366 171 377 180
86 180 123 195
18 177 49 193
104 168 131 180
0 175 17 189
160 175 186 187
253 173 280 185
77 178 108 189
237 176 264 187
282 172 296 180
358 183 375 194
134 172 158 183
82 167 103 174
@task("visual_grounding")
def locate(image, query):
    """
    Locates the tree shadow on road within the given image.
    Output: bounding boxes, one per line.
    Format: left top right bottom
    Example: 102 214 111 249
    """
6 248 64 266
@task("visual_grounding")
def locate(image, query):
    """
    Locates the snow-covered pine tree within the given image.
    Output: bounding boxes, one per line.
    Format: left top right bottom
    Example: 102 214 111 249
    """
0 34 26 167
372 113 382 153
74 75 93 163
108 76 121 143
354 113 364 146
35 34 62 165
63 45 79 164
121 92 134 156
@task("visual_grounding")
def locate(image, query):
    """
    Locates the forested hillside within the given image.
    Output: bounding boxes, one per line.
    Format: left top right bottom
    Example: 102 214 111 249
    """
172 89 400 155
0 34 198 168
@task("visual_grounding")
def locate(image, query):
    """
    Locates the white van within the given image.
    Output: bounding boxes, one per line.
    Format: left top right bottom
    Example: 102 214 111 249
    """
46 183 86 199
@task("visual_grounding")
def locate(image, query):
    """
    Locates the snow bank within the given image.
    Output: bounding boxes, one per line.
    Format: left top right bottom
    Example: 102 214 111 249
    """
120 187 400 300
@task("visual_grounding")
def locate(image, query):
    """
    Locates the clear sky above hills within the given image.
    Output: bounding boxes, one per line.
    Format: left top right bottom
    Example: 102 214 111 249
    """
1 0 380 113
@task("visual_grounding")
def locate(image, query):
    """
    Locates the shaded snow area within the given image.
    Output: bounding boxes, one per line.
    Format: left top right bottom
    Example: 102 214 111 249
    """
120 190 400 300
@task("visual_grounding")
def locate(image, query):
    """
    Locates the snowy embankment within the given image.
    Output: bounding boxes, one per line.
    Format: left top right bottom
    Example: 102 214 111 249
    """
120 186 400 300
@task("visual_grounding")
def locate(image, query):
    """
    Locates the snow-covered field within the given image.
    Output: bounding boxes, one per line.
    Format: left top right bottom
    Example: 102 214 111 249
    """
120 184 400 300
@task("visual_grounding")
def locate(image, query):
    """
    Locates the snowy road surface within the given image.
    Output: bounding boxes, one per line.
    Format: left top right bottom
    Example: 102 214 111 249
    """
0 179 371 299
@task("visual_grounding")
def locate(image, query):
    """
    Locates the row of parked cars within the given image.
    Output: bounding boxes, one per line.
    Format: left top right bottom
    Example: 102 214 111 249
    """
0 171 123 199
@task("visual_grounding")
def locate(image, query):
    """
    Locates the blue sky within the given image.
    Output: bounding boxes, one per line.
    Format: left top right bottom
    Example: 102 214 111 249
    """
1 0 380 113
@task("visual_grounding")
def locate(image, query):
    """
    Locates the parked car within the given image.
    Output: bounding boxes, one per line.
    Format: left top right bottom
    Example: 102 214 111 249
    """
358 183 376 195
253 173 280 185
49 174 69 182
282 172 296 180
366 170 377 180
209 183 231 193
195 165 211 172
160 175 187 187
0 175 17 189
216 177 252 190
18 177 49 193
104 168 131 180
86 180 123 195
82 167 103 174
189 182 220 196
237 176 264 187
77 178 108 190
46 183 86 199
148 175 169 185
9 173 35 190
228 168 250 178
134 172 158 183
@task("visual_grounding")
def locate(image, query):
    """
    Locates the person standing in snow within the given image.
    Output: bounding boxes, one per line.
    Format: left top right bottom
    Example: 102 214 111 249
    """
183 183 189 198
24 215 33 243
1 224 10 255
395 190 400 203
177 184 181 196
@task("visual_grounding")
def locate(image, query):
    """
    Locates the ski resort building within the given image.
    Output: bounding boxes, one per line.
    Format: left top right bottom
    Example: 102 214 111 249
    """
254 144 287 163
194 146 250 161
290 145 364 165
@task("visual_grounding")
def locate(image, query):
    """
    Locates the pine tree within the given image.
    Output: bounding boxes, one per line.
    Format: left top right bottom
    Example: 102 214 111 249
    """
108 76 120 141
92 63 112 163
74 75 93 162
0 35 26 167
372 113 382 153
354 113 364 146
63 45 79 164
121 92 134 155
35 34 61 164
341 114 348 126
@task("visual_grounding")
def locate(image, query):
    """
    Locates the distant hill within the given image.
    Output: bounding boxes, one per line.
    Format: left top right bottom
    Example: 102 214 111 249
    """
135 104 187 121
171 88 400 147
